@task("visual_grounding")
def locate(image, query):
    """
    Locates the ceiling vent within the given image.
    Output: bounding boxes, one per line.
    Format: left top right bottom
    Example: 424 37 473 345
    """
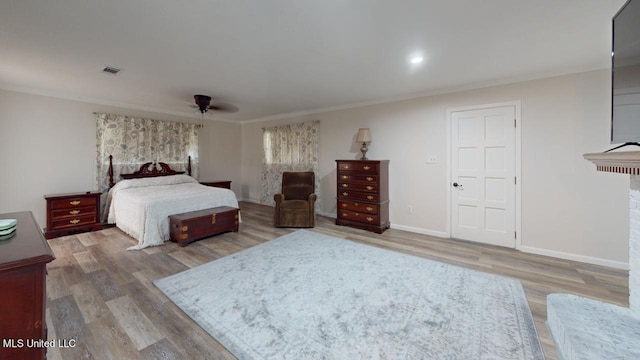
101 66 121 75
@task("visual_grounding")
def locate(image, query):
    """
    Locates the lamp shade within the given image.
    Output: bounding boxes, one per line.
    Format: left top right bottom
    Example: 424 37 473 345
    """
356 128 372 142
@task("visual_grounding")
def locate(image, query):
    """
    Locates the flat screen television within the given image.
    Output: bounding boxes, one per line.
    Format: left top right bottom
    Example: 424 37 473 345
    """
611 0 640 144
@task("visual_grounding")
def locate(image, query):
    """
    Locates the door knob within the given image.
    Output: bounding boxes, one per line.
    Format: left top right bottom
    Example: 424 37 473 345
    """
453 182 463 189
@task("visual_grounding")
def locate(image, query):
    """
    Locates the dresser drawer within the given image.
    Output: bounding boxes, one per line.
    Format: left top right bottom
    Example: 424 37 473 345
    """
50 213 97 230
338 182 378 193
337 209 379 224
337 162 379 172
338 173 378 183
338 200 378 214
49 196 97 210
51 206 96 219
337 190 379 202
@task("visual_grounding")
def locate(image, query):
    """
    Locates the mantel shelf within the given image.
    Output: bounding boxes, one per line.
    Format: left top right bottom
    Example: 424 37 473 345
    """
583 151 640 174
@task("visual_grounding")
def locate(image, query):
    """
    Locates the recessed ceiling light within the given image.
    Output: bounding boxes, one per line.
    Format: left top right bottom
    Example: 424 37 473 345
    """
410 57 424 64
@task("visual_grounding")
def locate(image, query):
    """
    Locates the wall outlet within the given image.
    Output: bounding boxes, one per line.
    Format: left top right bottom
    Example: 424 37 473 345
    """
426 155 438 164
407 205 413 214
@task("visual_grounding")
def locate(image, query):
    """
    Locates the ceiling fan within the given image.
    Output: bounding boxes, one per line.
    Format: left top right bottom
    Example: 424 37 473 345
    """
193 94 239 114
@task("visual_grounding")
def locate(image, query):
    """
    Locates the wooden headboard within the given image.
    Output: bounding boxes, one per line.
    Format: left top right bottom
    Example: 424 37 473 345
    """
108 155 192 188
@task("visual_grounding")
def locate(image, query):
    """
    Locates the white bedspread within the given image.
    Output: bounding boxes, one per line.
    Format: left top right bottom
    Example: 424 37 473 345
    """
106 175 239 250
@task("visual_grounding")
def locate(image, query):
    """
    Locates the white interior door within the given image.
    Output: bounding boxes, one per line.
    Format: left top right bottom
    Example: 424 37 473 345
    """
451 105 516 248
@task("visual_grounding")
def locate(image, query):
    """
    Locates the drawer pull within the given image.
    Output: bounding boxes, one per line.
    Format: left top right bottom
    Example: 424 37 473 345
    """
367 195 374 200
366 207 373 211
366 217 374 222
366 177 373 181
69 210 80 215
363 166 371 170
342 175 348 179
181 234 189 240
69 219 80 224
341 203 348 207
181 225 189 231
366 186 373 190
342 213 348 217
342 192 349 196
211 214 217 224
234 214 239 219
342 184 349 188
70 200 81 206
344 165 350 169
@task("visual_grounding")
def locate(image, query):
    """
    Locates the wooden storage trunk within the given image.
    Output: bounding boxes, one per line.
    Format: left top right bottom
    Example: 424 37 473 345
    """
169 206 239 247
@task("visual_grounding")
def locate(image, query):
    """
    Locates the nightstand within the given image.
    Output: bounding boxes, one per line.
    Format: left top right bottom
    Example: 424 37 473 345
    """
200 180 232 189
44 191 102 239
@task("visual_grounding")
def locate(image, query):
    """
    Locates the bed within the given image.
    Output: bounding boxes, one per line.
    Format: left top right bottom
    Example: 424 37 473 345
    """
104 157 239 250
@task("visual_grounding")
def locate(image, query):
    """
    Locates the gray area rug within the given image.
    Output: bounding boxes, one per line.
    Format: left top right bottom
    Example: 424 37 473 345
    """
154 230 543 359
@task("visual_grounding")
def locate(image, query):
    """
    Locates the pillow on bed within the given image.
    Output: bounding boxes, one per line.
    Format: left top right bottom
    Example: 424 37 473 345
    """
110 174 198 192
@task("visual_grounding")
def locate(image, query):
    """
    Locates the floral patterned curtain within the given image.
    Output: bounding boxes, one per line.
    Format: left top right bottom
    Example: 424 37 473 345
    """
95 113 199 195
261 120 320 209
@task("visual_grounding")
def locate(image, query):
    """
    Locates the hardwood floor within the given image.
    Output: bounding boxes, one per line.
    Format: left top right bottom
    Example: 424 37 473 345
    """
45 201 628 360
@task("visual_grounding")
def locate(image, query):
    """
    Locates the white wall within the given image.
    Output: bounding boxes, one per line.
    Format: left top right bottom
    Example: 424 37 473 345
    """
0 89 242 228
240 70 630 267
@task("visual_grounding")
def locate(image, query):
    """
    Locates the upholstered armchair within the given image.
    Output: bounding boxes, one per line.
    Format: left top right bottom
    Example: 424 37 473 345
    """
274 172 317 228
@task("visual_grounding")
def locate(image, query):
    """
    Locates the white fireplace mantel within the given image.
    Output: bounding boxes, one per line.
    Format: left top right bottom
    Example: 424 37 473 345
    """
583 150 640 174
547 150 640 359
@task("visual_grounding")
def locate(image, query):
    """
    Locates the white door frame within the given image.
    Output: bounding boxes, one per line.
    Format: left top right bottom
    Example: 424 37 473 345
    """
446 101 522 249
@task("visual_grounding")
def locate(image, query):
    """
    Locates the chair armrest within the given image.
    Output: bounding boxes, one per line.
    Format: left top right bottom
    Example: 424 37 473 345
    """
274 193 285 204
308 193 317 209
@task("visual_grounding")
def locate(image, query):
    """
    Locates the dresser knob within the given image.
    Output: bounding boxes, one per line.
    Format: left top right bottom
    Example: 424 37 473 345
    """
366 207 373 211
69 210 80 215
341 203 347 207
367 195 374 200
70 200 81 206
366 186 373 190
366 217 374 222
70 219 80 224
342 184 349 188
366 177 373 181
342 192 349 196
363 166 371 170
181 226 189 231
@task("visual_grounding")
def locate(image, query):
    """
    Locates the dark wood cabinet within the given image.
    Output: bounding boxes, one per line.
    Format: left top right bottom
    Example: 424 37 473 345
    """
335 160 390 233
0 211 55 360
200 181 232 189
44 191 102 239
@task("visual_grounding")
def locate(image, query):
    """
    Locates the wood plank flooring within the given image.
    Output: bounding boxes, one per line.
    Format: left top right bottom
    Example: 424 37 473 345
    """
45 201 628 360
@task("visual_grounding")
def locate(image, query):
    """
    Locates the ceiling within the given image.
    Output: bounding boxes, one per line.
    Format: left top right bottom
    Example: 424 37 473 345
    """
0 0 627 122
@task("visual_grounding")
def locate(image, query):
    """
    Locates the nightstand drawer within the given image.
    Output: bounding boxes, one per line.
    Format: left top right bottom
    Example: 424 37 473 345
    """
49 196 97 210
51 206 96 219
50 213 97 230
338 200 378 214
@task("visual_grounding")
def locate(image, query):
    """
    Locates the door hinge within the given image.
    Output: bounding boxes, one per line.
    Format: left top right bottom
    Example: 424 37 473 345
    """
514 119 517 127
515 231 517 239
514 176 517 185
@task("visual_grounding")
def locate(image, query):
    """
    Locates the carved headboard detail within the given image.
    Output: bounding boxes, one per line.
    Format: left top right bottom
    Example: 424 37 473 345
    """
108 155 192 188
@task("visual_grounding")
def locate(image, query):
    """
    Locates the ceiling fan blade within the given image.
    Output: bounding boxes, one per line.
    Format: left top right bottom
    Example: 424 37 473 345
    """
208 103 239 113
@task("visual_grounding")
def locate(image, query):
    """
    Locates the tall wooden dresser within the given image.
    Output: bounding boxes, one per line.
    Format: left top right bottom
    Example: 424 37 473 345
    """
0 211 55 360
335 160 390 233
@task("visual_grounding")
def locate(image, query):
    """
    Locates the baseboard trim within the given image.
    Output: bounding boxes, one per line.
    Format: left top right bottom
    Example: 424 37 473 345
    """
519 245 629 270
240 202 627 270
390 224 449 238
